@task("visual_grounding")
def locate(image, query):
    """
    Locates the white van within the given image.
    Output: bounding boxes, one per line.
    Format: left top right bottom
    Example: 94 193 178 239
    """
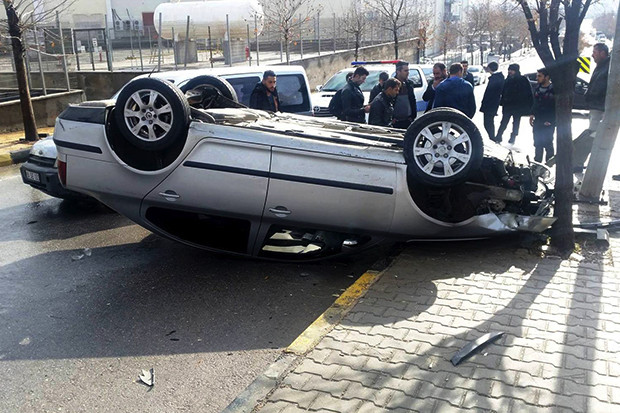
311 62 428 117
133 65 314 116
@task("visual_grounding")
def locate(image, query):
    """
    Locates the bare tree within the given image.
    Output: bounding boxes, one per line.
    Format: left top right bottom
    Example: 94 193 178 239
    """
260 0 317 64
593 10 616 36
342 4 365 60
366 0 414 59
412 0 435 62
515 0 594 254
458 3 486 63
2 0 75 141
437 18 458 62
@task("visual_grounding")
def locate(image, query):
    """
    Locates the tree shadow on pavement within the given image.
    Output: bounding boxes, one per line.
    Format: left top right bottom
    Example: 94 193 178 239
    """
306 236 581 411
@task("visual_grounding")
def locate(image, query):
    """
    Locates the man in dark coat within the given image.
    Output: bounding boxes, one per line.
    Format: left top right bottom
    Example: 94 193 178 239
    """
433 63 476 118
480 61 505 141
392 61 418 129
341 66 370 123
495 63 533 144
422 62 447 113
369 78 401 127
575 42 611 173
369 71 389 103
529 68 555 163
461 60 475 87
249 70 279 112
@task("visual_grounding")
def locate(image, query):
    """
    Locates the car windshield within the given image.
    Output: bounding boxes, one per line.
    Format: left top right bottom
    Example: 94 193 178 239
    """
422 68 432 76
468 67 480 72
321 70 384 92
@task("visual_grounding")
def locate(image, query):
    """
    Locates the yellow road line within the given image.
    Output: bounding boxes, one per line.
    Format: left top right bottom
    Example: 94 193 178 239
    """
286 270 382 355
0 153 13 167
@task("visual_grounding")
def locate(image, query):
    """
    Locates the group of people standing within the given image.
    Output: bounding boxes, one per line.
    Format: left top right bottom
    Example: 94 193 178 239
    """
335 60 478 129
480 61 553 162
338 62 419 129
250 43 611 169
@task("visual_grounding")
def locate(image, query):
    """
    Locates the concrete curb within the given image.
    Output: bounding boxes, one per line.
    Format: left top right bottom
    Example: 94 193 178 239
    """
222 270 384 413
0 148 30 167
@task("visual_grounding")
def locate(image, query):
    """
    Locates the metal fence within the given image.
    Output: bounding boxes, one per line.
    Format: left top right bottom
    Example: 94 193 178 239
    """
0 14 399 77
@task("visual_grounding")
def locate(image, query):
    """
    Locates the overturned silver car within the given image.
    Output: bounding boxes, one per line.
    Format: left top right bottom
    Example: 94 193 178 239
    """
53 76 555 260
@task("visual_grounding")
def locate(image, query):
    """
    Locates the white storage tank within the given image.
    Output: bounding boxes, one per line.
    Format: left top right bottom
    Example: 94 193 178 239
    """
154 0 264 40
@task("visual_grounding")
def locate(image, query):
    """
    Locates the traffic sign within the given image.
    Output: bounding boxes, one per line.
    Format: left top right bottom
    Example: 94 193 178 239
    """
578 56 590 74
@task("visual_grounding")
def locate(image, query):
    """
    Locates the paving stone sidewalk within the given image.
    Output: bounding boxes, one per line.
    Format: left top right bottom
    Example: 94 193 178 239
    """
255 188 620 412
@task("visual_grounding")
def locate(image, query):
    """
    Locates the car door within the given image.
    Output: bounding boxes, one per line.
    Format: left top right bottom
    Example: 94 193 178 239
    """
255 147 397 256
140 136 271 255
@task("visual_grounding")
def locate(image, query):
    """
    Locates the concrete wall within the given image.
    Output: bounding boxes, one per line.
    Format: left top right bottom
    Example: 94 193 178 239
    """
18 72 146 100
0 90 86 132
281 38 419 89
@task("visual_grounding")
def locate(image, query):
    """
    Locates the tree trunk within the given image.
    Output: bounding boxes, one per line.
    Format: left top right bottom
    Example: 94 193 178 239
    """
393 25 399 59
4 2 38 141
549 67 576 253
284 33 290 64
479 35 484 63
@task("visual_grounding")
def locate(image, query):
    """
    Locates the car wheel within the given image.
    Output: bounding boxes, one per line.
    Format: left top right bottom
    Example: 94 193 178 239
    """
403 108 483 187
114 77 190 152
179 75 238 102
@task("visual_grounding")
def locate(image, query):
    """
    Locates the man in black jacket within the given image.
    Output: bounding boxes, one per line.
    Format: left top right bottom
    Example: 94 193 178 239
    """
529 68 555 163
422 63 447 113
480 61 504 141
369 78 401 127
369 72 389 103
392 61 418 129
341 66 370 123
495 63 533 144
461 60 475 87
249 70 279 112
575 42 611 173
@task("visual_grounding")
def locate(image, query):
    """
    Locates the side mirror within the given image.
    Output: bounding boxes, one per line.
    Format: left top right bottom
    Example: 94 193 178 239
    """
315 85 323 92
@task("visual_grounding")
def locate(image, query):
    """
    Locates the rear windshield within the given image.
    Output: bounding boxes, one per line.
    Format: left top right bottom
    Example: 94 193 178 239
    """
468 67 481 72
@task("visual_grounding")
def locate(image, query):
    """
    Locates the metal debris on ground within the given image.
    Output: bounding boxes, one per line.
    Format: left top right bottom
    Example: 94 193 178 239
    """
71 248 92 261
139 368 154 387
451 331 505 366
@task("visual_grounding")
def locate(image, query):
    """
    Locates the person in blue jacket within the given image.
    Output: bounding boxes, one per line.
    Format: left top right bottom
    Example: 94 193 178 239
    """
433 63 476 118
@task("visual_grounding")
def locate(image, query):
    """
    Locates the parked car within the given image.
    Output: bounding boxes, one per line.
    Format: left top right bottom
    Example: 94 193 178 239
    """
420 64 434 85
20 136 89 200
52 75 555 260
132 65 314 116
524 73 589 110
21 66 313 200
311 62 429 117
468 65 488 85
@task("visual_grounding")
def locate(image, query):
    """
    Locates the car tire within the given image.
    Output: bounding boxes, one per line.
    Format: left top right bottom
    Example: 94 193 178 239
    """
114 77 190 152
403 108 483 187
179 75 238 103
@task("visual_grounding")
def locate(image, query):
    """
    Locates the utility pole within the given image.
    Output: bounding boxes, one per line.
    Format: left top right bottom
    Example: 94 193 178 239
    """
579 2 620 200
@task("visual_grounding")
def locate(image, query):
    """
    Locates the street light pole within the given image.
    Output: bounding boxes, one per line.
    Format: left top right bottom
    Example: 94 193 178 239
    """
579 2 620 200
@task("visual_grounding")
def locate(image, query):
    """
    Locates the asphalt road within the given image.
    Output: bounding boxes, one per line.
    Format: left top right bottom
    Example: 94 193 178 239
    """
0 164 388 413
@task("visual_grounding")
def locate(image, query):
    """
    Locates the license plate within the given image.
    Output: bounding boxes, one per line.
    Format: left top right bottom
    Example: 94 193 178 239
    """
25 170 41 183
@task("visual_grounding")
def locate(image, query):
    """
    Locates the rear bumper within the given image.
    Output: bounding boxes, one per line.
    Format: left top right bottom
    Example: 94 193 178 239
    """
20 159 88 200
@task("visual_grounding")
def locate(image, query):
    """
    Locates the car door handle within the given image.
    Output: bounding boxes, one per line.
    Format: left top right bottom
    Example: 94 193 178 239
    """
269 206 291 217
159 190 180 201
